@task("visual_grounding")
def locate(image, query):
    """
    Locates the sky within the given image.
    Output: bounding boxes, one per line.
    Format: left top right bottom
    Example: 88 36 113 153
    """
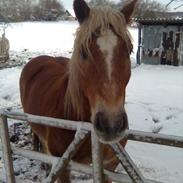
61 0 183 12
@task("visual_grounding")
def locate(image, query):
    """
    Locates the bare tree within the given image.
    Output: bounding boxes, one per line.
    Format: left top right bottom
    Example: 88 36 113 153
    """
0 0 33 21
88 0 116 8
0 0 65 21
166 0 183 10
33 0 65 20
118 0 167 18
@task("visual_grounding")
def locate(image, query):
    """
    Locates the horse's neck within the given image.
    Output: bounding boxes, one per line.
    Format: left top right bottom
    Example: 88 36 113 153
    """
65 62 91 122
67 87 91 122
79 94 91 122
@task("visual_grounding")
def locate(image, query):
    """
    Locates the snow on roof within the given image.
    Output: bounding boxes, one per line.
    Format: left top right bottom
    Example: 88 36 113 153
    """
134 17 183 25
134 12 183 25
66 9 76 18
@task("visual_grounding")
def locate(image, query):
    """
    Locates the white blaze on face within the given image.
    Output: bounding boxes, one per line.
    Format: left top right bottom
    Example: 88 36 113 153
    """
97 29 117 81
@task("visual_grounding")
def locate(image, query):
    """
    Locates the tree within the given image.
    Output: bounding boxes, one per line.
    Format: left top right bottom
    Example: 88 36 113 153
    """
166 0 183 10
0 0 65 21
0 0 34 21
33 0 65 20
118 0 167 18
88 0 116 8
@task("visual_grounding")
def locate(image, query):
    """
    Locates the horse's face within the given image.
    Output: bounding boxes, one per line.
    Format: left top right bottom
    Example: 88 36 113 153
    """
73 0 137 143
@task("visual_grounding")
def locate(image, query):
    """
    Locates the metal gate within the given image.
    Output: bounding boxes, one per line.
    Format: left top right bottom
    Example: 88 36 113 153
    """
0 109 183 183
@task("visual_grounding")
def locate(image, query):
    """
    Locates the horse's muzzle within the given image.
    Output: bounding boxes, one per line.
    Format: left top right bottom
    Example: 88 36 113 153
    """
93 111 128 143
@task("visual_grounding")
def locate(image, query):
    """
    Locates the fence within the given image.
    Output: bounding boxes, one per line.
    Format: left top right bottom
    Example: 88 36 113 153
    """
0 109 183 183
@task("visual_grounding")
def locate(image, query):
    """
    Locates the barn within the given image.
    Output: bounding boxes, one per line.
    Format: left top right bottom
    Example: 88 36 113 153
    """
136 15 183 66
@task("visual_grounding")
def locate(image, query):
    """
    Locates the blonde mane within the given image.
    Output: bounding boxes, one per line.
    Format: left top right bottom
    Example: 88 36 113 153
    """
64 6 131 120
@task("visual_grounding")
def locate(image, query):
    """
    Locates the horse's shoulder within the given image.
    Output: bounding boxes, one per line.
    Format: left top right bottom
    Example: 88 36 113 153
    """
55 56 70 63
27 55 68 65
23 55 69 71
21 55 69 85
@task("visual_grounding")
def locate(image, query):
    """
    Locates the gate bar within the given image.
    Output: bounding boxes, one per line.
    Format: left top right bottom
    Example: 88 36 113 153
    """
2 110 92 131
1 109 183 183
111 143 146 183
11 147 161 183
0 115 15 183
1 110 183 148
44 130 89 183
126 130 183 148
91 131 104 183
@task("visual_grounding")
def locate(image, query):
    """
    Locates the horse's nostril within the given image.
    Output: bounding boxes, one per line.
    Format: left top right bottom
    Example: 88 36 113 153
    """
117 121 124 132
94 111 128 136
95 112 104 130
115 112 128 132
95 112 110 133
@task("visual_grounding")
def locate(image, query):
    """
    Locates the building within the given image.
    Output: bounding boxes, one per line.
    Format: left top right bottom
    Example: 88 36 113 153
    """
64 10 76 21
135 14 183 66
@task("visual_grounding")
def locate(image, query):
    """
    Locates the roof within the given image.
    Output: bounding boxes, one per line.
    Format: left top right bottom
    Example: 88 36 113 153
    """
134 12 183 25
135 18 183 25
65 9 76 18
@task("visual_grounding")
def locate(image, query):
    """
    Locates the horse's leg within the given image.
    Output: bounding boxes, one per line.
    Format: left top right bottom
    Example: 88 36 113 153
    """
103 141 127 183
103 158 119 183
32 132 41 151
56 169 71 183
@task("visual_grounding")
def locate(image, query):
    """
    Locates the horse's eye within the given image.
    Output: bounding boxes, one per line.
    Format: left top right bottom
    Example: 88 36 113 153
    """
92 28 101 37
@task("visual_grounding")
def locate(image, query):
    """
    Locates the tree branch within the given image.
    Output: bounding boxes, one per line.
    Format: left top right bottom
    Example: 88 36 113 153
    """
174 3 183 10
166 0 175 8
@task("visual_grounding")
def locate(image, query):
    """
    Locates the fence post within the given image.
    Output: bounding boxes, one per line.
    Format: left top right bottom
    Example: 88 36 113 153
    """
0 114 15 183
91 130 104 183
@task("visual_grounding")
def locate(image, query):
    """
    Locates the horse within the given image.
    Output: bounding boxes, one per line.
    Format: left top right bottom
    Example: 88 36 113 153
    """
20 0 137 182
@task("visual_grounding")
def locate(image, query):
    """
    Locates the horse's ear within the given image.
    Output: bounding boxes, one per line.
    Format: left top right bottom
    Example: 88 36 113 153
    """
73 0 90 24
121 0 138 24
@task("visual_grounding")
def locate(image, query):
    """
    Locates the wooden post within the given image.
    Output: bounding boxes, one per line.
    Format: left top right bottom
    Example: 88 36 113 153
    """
91 130 104 183
137 23 142 65
110 143 145 183
0 115 15 183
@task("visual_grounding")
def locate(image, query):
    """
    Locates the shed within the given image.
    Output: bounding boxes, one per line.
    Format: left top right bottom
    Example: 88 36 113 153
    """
135 17 183 66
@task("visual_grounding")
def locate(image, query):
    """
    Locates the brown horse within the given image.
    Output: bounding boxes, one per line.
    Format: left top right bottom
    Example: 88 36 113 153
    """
20 0 137 182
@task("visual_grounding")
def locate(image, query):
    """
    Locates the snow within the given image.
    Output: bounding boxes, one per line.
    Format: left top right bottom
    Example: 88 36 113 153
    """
6 21 78 54
0 67 21 108
0 21 183 183
125 65 183 183
67 9 76 18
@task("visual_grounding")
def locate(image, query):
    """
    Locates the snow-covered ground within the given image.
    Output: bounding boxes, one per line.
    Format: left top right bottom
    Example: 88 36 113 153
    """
0 21 183 183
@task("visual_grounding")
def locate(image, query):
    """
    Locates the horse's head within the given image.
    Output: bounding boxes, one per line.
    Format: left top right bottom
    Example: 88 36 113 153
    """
69 0 137 143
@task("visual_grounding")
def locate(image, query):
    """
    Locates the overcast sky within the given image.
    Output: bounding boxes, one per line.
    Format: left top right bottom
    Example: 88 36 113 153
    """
61 0 183 11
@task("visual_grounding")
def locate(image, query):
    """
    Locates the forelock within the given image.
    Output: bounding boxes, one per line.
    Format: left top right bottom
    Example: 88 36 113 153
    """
72 6 131 60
